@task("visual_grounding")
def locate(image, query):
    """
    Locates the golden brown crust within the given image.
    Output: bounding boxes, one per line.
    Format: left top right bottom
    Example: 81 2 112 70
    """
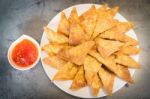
91 74 102 96
92 19 117 39
84 55 102 96
43 56 66 69
98 67 115 94
58 41 95 65
116 46 140 55
95 38 124 58
116 54 140 68
89 50 133 83
53 62 79 80
80 5 98 39
70 66 87 90
69 21 88 45
68 7 80 24
44 27 69 44
57 12 70 36
116 64 134 83
124 35 138 46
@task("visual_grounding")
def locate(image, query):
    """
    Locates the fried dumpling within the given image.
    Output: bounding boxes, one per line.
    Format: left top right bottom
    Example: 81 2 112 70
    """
92 19 117 39
91 74 102 96
44 27 69 44
124 35 138 46
97 4 108 14
84 55 102 96
116 22 134 34
68 7 80 24
70 66 87 90
68 7 88 45
88 50 105 64
96 21 133 41
116 46 140 55
105 56 133 83
42 44 55 56
99 21 134 40
107 6 119 17
56 47 71 61
80 5 98 39
89 50 133 83
57 41 95 65
101 22 134 42
115 64 133 83
116 54 140 68
53 62 78 80
69 21 88 45
91 6 118 39
95 38 123 58
42 43 70 55
98 67 115 94
97 5 119 19
43 56 66 69
100 30 125 41
57 12 70 36
84 55 101 74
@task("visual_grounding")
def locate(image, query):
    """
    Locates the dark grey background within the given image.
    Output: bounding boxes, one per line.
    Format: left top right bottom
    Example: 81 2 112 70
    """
0 0 149 99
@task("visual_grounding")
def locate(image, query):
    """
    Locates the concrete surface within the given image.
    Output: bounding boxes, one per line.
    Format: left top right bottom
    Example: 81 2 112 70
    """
0 0 150 99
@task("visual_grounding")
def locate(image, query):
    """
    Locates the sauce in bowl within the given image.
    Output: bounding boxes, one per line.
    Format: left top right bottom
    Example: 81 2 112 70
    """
8 35 41 70
12 39 38 67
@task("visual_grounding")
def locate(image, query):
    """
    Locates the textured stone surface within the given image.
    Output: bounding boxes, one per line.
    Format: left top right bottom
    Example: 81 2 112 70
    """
0 0 150 99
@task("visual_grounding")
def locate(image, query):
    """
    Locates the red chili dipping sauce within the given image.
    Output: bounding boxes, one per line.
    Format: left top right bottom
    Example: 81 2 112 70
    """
11 39 38 67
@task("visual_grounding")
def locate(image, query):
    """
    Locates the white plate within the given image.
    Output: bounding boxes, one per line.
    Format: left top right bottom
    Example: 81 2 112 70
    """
40 4 139 98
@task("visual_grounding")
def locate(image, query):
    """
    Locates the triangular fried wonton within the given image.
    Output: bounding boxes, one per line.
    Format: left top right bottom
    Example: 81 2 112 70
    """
91 5 118 39
70 66 87 90
89 50 133 83
80 5 98 39
97 5 119 19
116 46 140 55
100 21 133 41
97 5 110 19
44 27 69 44
95 38 124 58
69 21 88 45
100 30 125 42
84 55 102 96
107 6 119 18
105 56 133 83
84 55 101 77
53 62 79 80
42 43 70 55
115 64 133 83
43 56 66 69
57 41 95 65
99 21 134 41
116 54 140 68
68 7 88 45
88 50 105 64
92 19 117 39
84 71 95 85
57 12 70 36
116 22 134 34
124 35 138 46
91 74 102 96
68 7 80 24
97 4 108 13
98 67 115 94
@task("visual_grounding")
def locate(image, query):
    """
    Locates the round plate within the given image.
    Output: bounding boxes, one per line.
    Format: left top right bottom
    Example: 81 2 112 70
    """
40 4 139 98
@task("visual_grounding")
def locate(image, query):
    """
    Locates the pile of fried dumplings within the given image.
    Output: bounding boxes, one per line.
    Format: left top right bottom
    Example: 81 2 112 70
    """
42 5 140 96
